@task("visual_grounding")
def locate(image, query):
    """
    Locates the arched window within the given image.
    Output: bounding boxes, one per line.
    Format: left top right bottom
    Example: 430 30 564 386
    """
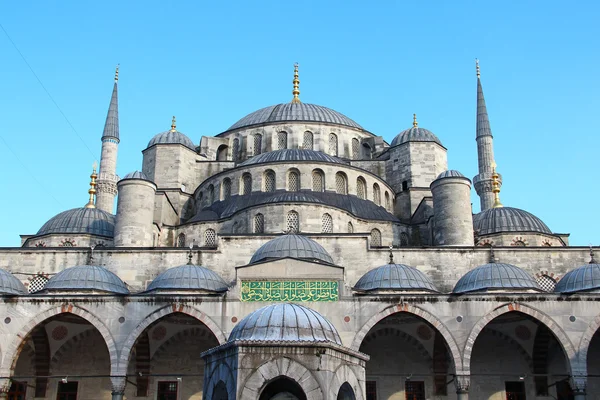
264 170 276 192
204 229 217 247
177 233 186 247
288 170 300 192
254 213 265 233
222 178 232 200
241 173 252 195
385 191 391 210
352 138 360 159
322 213 333 233
208 184 215 204
373 183 381 205
232 138 240 161
217 145 228 161
312 169 325 192
347 221 354 233
335 172 348 195
329 133 338 156
356 177 367 199
370 228 382 247
303 131 314 150
400 232 409 246
277 131 288 150
286 210 299 233
253 133 262 155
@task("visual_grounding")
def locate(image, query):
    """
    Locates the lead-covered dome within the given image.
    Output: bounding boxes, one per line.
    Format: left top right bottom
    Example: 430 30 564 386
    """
228 303 342 344
121 170 149 181
37 207 115 237
147 129 196 151
227 103 363 131
239 149 347 166
391 125 442 146
473 207 551 236
554 263 600 294
453 263 541 293
0 269 27 295
249 234 334 265
354 263 438 292
436 170 466 180
43 265 129 294
146 264 229 293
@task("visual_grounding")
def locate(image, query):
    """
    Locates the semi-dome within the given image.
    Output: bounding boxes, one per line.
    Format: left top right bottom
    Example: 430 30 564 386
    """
239 149 347 166
147 129 196 151
37 207 115 237
43 265 129 294
453 263 541 293
121 170 149 180
436 170 466 180
354 263 438 292
554 263 600 294
228 303 342 344
146 264 228 293
249 234 334 265
391 126 442 146
0 269 27 295
473 206 551 236
226 103 363 132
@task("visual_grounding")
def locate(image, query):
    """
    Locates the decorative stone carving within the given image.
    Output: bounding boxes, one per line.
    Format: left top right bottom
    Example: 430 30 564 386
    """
570 375 586 393
454 374 470 393
110 376 127 394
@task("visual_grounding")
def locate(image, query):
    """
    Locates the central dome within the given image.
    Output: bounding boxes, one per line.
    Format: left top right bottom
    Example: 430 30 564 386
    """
227 103 363 131
239 149 347 166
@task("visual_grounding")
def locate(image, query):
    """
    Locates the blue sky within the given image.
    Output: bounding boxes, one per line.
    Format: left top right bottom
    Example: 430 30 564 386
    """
0 1 598 246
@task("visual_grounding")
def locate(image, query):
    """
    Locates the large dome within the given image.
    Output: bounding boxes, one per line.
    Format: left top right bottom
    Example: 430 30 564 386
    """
473 207 551 236
0 269 27 295
249 234 334 265
44 265 129 294
391 126 442 146
146 264 229 293
228 303 342 344
453 263 541 293
226 103 363 131
239 149 347 166
37 207 115 237
354 263 438 292
554 263 600 294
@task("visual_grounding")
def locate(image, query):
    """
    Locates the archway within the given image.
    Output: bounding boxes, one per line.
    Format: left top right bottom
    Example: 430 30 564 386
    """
212 380 229 400
586 328 600 394
337 382 356 400
259 376 307 400
217 145 229 161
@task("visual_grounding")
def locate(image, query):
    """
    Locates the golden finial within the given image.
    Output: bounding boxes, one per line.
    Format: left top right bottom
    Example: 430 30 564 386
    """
291 63 301 104
388 245 394 264
476 58 480 78
171 116 176 132
413 113 418 128
85 162 98 208
115 64 119 82
491 161 503 208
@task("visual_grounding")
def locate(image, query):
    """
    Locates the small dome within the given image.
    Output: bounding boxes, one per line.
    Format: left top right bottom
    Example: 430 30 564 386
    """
146 264 228 293
147 129 196 151
474 207 551 236
453 263 541 293
228 303 342 344
249 234 334 265
37 207 115 237
0 269 27 295
354 264 438 292
226 103 363 132
44 265 129 294
436 170 466 180
554 263 600 294
391 126 442 146
239 149 347 166
121 170 149 180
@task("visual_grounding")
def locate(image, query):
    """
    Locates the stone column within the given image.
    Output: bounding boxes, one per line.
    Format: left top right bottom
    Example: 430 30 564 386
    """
0 378 10 399
571 375 587 400
111 376 126 400
454 374 470 400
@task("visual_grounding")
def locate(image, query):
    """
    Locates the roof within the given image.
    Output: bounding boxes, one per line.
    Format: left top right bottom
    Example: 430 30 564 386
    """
101 81 119 141
249 234 334 265
239 149 347 166
477 74 493 139
37 207 115 237
436 170 466 180
121 170 149 180
190 191 399 223
0 269 27 295
353 263 438 292
226 103 363 132
453 263 541 293
147 129 196 151
473 206 552 236
554 263 600 294
43 265 129 294
228 303 342 344
145 264 229 293
391 126 442 146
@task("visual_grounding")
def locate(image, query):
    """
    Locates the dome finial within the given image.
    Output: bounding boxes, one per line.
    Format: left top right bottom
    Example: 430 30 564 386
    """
187 242 194 265
171 116 176 132
413 113 418 128
388 245 394 264
476 58 480 78
489 245 497 263
291 63 301 104
114 64 119 82
590 245 597 264
491 162 503 208
85 162 98 209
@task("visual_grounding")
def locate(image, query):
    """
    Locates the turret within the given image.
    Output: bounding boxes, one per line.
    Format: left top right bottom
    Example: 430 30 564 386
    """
114 171 156 247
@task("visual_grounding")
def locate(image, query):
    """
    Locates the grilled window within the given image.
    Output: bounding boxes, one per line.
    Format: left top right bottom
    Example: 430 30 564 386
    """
288 171 299 192
254 214 265 233
303 131 313 150
329 133 338 156
177 233 186 247
312 170 325 192
222 178 232 200
157 381 178 400
348 221 354 233
57 381 78 400
242 173 252 195
264 170 276 192
537 275 557 292
405 381 425 400
204 229 217 247
286 211 299 233
336 173 347 195
385 191 391 210
253 134 262 155
370 228 382 247
277 131 288 150
357 177 367 199
352 138 360 159
322 213 333 233
400 232 409 247
28 274 49 293
373 183 381 205
232 138 240 161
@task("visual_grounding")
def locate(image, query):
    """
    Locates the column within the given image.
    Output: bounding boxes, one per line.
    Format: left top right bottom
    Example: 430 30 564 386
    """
454 374 470 400
571 375 587 400
111 376 127 400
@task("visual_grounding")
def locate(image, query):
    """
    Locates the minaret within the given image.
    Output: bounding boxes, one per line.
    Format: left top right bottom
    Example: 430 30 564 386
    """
95 66 120 213
473 59 501 211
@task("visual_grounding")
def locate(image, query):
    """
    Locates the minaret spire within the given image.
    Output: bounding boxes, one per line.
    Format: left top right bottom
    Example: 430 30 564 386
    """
291 63 301 104
85 162 98 209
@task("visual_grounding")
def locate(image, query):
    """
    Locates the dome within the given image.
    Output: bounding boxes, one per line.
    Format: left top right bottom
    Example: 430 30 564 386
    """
391 126 442 146
453 263 541 293
239 149 347 166
554 263 600 294
146 264 229 293
37 207 115 237
354 263 438 292
226 103 363 132
121 170 149 180
147 129 196 151
473 207 551 236
249 234 334 265
44 265 129 294
436 170 466 180
228 303 342 344
0 269 27 295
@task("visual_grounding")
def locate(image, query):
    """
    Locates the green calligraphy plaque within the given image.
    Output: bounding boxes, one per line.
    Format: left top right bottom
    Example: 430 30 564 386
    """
241 281 338 302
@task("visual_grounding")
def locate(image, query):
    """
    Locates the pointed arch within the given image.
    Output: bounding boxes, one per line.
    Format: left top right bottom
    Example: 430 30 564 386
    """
577 314 600 378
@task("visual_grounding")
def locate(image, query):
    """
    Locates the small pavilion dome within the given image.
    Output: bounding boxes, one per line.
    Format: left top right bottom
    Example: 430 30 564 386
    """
146 264 228 293
473 207 552 236
0 269 27 295
453 262 541 294
121 170 150 181
43 265 129 294
228 303 342 344
249 234 334 265
354 263 438 292
37 207 115 237
391 125 442 147
147 129 195 151
554 263 600 294
436 170 466 180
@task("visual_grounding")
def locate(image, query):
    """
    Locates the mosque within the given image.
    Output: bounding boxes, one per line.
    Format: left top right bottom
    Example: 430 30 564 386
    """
0 62 599 400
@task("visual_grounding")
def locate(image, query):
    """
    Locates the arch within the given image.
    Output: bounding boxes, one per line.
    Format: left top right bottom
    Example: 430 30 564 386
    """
254 213 265 233
241 173 252 195
217 145 229 161
232 138 240 161
286 210 299 233
335 172 348 195
205 361 236 400
116 304 226 376
303 131 314 150
329 364 364 400
287 169 300 192
577 314 600 377
277 131 288 150
222 178 232 200
351 138 360 160
264 170 276 192
329 133 338 156
347 221 354 233
351 304 463 372
463 303 577 376
373 183 381 206
322 213 333 233
356 177 367 200
177 232 186 247
240 357 322 400
370 228 381 247
312 169 325 192
253 133 263 155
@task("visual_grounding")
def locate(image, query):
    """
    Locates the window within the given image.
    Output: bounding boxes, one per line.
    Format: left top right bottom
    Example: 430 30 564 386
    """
208 185 215 204
322 213 333 233
357 177 367 199
312 170 325 192
288 170 300 192
352 138 360 159
405 381 425 400
177 233 186 247
204 229 217 247
253 133 262 155
537 275 557 292
373 183 381 205
56 381 78 400
348 222 354 233
28 274 49 293
385 191 391 210
232 138 240 161
277 131 288 149
287 211 299 233
303 131 314 150
157 381 178 400
366 381 377 400
222 178 232 200
400 232 409 247
329 133 338 156
370 229 382 247
8 381 26 399
402 180 408 191
241 173 252 195
254 213 265 233
264 170 276 192
505 381 526 400
513 240 526 247
336 172 347 195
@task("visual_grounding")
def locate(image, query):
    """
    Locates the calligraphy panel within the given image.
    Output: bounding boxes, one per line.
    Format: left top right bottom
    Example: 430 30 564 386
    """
240 281 338 302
